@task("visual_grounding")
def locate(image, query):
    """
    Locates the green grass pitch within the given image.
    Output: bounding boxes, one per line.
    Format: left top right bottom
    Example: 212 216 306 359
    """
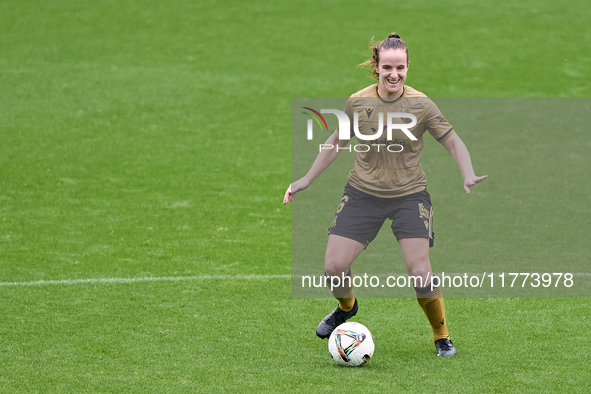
1 0 590 392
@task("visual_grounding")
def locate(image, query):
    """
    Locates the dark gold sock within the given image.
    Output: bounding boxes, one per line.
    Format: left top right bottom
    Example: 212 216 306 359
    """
326 269 355 311
338 297 356 312
415 285 449 341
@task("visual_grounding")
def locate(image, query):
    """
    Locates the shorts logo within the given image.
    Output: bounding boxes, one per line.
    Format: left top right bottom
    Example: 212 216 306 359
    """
332 195 349 228
418 203 430 230
337 195 349 213
418 203 430 219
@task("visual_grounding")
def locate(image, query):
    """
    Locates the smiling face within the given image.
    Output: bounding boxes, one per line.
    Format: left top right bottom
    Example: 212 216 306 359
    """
375 48 409 100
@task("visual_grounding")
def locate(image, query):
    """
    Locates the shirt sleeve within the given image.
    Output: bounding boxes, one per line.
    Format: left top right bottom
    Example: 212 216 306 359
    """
425 99 455 143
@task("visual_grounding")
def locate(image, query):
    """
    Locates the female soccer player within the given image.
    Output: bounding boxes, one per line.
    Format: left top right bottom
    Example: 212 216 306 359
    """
283 33 487 356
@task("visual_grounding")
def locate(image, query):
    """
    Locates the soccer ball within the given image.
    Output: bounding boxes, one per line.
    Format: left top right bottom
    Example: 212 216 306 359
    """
328 322 374 367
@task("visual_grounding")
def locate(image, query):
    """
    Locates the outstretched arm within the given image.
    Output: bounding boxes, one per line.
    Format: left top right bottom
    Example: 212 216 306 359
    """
283 130 350 204
441 134 488 194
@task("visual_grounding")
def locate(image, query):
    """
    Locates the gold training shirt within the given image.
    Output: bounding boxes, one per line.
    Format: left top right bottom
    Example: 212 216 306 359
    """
344 84 455 198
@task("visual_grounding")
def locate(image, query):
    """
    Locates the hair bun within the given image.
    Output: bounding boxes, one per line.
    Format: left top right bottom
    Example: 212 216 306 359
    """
388 33 401 39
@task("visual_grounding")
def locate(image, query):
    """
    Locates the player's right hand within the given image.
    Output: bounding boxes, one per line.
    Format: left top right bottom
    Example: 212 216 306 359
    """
283 185 293 205
282 178 312 205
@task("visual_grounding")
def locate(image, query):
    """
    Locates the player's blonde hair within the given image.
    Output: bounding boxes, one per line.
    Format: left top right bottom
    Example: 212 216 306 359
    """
359 33 409 79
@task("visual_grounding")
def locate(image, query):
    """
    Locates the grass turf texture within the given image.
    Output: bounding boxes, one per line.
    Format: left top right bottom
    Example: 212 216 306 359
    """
0 0 590 392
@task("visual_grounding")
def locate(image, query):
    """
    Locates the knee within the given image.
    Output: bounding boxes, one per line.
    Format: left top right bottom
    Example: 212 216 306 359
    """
406 258 431 280
324 256 350 277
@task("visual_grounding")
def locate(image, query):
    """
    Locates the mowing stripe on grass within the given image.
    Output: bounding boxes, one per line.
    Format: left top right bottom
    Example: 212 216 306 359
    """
0 274 290 287
1 273 589 287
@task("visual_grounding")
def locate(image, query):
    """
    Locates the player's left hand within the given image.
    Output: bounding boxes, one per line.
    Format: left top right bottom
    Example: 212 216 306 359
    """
464 175 488 194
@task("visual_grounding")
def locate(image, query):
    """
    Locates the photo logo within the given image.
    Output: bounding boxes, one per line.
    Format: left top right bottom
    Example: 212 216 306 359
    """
304 108 417 141
304 108 417 153
302 107 329 139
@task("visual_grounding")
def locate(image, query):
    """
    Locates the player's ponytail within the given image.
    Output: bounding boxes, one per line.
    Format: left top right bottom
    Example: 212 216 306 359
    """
358 33 409 80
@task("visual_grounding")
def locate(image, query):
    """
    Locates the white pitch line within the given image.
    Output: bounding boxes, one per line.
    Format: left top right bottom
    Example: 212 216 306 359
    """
1 273 590 287
0 274 290 287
